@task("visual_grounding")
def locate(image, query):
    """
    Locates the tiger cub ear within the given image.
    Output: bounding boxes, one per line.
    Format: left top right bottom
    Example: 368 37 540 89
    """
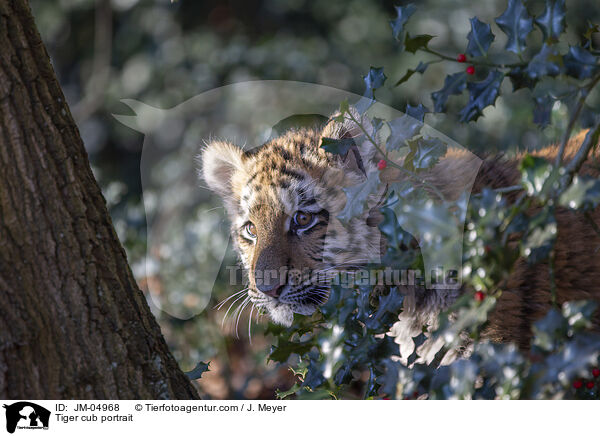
199 140 246 198
321 107 377 174
321 107 364 143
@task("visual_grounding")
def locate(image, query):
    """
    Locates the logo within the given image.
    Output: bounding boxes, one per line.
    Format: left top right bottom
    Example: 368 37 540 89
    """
2 402 50 434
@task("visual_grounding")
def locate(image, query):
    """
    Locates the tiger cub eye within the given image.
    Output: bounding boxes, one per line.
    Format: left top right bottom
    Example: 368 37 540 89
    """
245 222 257 238
293 211 313 227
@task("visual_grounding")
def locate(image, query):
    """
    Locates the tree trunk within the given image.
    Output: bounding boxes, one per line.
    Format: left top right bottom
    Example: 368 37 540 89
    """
0 0 199 399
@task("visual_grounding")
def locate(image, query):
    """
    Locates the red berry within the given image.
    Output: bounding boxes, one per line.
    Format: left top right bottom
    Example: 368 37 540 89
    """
573 379 583 389
474 291 485 302
457 53 467 63
592 367 600 378
377 159 387 170
586 381 595 389
466 66 475 75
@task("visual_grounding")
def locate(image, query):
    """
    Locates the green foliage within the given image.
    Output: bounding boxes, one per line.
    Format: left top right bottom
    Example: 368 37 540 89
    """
559 175 600 210
431 72 467 113
337 171 382 223
564 46 600 79
535 0 566 41
362 67 387 100
495 0 534 55
459 71 504 122
386 114 424 151
185 361 210 380
395 62 428 86
526 44 562 79
403 136 447 172
404 34 434 54
391 300 599 400
466 17 495 58
390 4 417 43
268 0 600 400
320 137 356 156
405 103 430 122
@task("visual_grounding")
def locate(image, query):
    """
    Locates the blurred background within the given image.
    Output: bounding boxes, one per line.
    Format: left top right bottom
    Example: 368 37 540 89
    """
30 0 600 399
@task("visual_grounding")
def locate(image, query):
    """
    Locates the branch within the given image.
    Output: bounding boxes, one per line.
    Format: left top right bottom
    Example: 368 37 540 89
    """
343 111 446 201
422 47 526 69
565 120 600 178
555 74 600 167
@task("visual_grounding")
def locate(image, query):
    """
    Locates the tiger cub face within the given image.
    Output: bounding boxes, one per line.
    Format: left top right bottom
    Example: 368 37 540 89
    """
201 115 384 326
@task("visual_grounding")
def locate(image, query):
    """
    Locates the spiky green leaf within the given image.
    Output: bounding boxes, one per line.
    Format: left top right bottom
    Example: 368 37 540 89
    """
495 0 534 54
431 72 467 113
459 71 504 122
466 17 495 57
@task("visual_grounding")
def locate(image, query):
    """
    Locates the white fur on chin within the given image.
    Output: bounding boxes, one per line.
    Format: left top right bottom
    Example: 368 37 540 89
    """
266 302 318 327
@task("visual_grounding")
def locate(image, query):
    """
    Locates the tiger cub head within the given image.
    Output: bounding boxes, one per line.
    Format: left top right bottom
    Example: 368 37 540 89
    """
201 113 385 326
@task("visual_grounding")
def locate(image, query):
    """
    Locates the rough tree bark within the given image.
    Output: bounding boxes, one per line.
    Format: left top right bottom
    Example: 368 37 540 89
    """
0 0 199 399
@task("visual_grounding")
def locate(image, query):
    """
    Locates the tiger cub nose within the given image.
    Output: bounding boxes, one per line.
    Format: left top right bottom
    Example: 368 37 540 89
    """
257 282 284 298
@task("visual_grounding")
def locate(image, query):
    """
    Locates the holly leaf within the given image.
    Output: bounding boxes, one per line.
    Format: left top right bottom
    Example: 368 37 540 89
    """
559 175 600 210
269 339 314 363
415 61 428 74
365 287 405 332
386 114 424 151
338 171 382 222
276 383 303 399
405 103 430 122
532 76 578 105
507 65 537 90
532 308 568 350
526 43 562 79
431 72 467 113
495 0 534 54
378 206 418 253
371 117 384 134
404 136 447 171
519 154 562 200
395 62 428 86
363 66 387 99
466 17 495 58
562 300 598 331
395 70 416 87
405 34 434 54
356 67 388 114
301 359 327 390
185 361 210 380
433 296 498 344
521 208 557 264
333 361 356 386
320 137 356 156
535 0 566 41
459 71 504 122
563 46 600 79
390 3 417 42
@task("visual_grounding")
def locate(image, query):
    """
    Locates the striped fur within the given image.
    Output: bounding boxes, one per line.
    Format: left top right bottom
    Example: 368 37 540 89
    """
202 117 600 353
